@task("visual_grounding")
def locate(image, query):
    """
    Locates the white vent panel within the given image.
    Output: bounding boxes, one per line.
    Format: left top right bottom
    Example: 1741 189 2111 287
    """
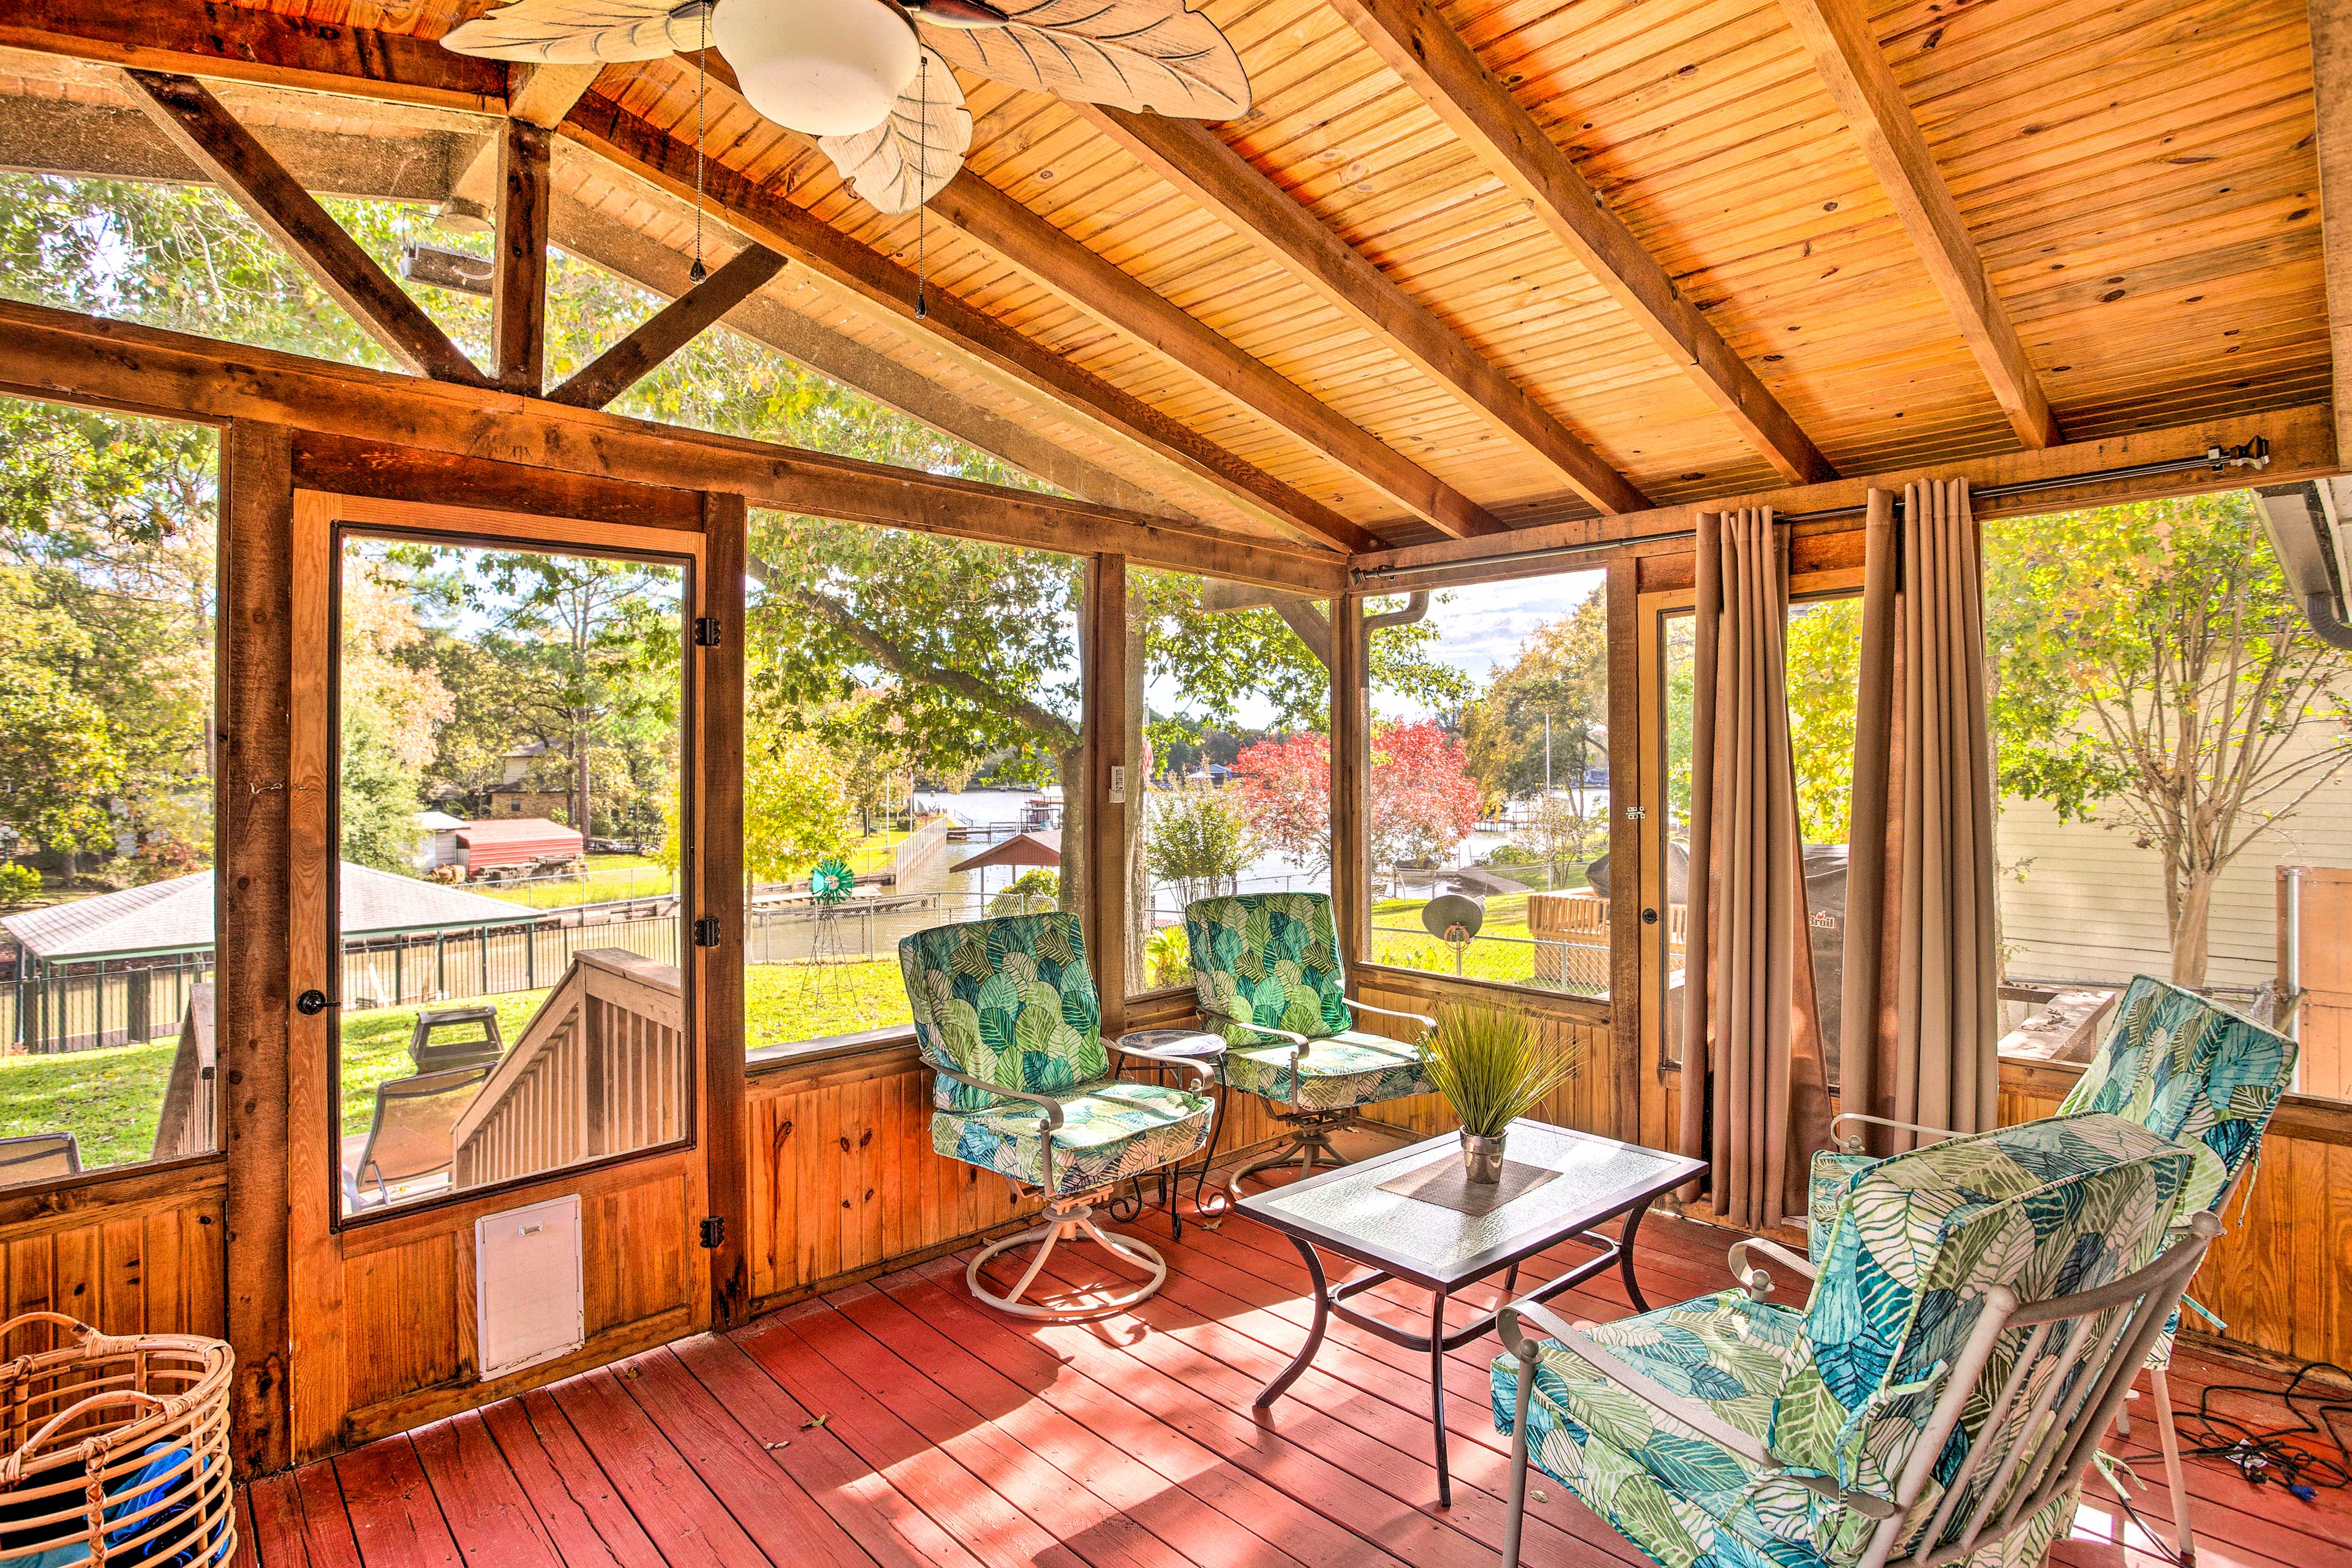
475 1194 584 1381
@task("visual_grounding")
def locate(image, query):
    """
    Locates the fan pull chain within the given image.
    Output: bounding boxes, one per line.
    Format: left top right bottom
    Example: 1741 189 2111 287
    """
689 40 709 284
915 54 929 320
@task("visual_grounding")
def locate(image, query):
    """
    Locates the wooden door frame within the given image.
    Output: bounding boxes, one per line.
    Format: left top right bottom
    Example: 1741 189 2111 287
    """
235 438 745 1466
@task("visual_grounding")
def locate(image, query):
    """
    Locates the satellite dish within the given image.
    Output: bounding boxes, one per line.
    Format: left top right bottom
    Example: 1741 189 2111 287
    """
1421 893 1485 944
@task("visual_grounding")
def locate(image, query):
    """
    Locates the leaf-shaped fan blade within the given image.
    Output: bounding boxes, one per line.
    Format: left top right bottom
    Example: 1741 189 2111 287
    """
440 0 709 63
817 50 973 216
922 0 1251 119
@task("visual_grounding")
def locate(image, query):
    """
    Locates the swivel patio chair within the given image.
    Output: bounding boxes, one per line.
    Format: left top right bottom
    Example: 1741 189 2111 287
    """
1183 892 1436 1194
1809 976 2297 1564
899 911 1214 1319
1493 1114 2220 1568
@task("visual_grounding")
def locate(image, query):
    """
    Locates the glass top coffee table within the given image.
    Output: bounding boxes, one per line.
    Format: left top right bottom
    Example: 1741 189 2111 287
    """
1233 1118 1705 1509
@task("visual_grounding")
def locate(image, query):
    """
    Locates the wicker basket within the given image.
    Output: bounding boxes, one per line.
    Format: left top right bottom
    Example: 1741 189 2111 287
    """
0 1313 233 1566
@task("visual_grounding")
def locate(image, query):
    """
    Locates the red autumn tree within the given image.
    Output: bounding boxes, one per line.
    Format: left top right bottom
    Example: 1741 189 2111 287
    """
1370 717 1481 870
1232 718 1481 877
1234 731 1333 870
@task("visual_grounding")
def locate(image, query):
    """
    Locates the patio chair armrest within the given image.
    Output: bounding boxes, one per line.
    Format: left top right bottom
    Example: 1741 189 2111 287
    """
1830 1112 1960 1153
933 1066 1066 1190
1341 997 1437 1036
1108 1039 1217 1085
1496 1297 1773 1470
1728 1237 1818 1302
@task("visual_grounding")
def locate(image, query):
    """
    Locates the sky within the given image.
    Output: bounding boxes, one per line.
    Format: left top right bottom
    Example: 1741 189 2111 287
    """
1376 567 1607 721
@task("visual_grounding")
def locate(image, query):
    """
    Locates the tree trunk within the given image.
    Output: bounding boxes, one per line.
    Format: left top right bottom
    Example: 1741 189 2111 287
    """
2168 869 2217 987
1056 741 1088 933
573 717 591 835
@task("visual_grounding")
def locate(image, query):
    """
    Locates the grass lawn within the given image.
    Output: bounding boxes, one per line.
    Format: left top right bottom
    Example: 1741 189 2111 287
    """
473 854 676 910
1368 889 1602 991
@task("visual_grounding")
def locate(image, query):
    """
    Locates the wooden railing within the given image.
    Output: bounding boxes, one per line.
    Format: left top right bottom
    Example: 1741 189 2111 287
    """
148 983 216 1164
1527 891 1687 992
450 949 686 1191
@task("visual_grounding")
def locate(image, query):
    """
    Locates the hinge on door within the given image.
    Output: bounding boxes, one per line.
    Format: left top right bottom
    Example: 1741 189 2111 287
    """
693 616 722 647
693 916 722 947
698 1215 725 1249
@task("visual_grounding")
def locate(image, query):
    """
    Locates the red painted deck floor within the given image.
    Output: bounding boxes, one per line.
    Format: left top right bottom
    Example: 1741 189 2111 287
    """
236 1196 2352 1568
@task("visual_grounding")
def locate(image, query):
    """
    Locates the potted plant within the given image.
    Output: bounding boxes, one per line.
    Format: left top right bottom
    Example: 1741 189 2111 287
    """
1420 1003 1582 1182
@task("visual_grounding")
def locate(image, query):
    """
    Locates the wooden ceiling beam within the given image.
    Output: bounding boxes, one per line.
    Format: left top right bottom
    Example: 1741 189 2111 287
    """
120 69 490 388
445 63 603 230
931 171 1506 537
0 296 1345 594
545 242 788 409
1325 0 1834 486
560 93 1378 552
1359 404 2334 579
2314 0 2352 467
1777 0 2060 450
0 84 1199 526
0 1 504 113
0 9 1369 551
1072 106 1651 516
492 118 552 394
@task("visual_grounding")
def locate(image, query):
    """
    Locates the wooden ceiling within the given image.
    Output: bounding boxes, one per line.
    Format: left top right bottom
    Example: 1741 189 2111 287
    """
0 0 2331 555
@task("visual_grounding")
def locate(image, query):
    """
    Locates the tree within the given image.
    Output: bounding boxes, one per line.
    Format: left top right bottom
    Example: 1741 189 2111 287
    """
1505 792 1604 888
1370 718 1482 878
1142 786 1259 911
1460 591 1608 810
1985 492 2352 986
1785 598 1863 846
337 550 453 871
1233 732 1333 872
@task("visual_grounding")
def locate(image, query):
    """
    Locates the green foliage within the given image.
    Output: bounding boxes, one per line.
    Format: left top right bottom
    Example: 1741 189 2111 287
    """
1460 589 1607 809
339 708 424 873
0 863 39 907
1419 1002 1583 1136
1144 923 1191 989
987 868 1061 916
1984 492 2352 981
1142 786 1259 903
1785 598 1863 845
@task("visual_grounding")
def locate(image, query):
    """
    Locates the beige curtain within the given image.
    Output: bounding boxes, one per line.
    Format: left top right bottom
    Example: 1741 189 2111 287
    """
1841 480 2000 1152
1678 508 1835 1229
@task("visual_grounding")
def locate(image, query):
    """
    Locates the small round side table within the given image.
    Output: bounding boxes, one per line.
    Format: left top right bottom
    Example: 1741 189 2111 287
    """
1109 1027 1230 1239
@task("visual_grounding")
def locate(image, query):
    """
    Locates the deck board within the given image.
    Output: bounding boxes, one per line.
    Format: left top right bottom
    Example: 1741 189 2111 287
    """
241 1202 2352 1568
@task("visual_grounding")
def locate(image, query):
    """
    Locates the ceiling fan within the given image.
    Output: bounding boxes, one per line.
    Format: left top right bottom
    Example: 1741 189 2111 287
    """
439 0 1253 215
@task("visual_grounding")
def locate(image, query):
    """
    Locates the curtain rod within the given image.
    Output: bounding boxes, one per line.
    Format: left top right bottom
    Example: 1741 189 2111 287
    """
1349 437 2275 590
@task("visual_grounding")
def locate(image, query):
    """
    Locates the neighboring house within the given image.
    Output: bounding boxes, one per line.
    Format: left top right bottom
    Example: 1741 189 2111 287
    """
1995 761 2352 989
486 741 571 821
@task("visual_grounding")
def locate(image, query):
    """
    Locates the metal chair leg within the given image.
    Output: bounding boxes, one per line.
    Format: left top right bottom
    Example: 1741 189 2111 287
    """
1501 1342 1539 1568
2150 1366 2196 1566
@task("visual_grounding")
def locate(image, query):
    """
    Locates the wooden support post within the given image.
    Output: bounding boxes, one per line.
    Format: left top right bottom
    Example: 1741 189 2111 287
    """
1331 594 1370 967
1085 554 1130 1036
546 244 787 409
217 420 295 1476
1605 559 1644 1143
2315 0 2352 467
491 118 551 396
119 70 488 387
697 491 748 1330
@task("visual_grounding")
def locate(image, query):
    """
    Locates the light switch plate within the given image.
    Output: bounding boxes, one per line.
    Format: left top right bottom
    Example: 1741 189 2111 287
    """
1109 764 1126 804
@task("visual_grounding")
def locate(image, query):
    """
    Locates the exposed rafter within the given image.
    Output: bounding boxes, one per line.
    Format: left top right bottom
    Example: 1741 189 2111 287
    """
546 242 788 409
492 118 551 395
2315 0 2352 467
561 94 1379 552
1325 0 1835 486
1071 107 1651 516
121 69 490 386
929 173 1504 538
444 62 601 230
6 3 1373 550
1777 0 2059 450
0 295 1346 593
0 84 1199 527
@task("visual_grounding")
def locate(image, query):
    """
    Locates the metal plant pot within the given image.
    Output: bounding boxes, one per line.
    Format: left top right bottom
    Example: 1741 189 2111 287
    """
1460 1129 1507 1183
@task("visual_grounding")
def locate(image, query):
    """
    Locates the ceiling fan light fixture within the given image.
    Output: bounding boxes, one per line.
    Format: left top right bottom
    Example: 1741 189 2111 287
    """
712 0 921 137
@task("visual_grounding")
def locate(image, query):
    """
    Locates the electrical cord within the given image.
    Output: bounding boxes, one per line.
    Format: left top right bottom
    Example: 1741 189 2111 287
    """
2175 1360 2352 1501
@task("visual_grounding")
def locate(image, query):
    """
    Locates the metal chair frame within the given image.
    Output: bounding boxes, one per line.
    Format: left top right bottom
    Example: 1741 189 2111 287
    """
1494 1212 2222 1568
